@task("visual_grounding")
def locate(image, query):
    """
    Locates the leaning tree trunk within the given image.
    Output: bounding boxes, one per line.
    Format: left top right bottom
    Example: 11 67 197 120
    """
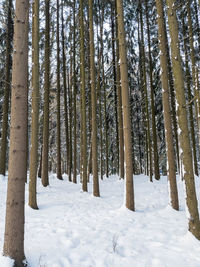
166 0 200 240
3 0 29 265
116 0 134 211
0 0 13 176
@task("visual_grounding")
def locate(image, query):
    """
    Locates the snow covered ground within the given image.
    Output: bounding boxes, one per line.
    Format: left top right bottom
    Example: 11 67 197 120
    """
0 173 200 267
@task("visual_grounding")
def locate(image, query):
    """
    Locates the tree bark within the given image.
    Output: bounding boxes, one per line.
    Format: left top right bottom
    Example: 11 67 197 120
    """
166 0 200 239
116 0 134 211
155 0 179 210
3 0 29 264
0 0 13 176
42 0 50 187
89 0 100 197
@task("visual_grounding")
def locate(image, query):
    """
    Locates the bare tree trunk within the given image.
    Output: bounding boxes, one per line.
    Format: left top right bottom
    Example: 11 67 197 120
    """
61 1 69 176
145 0 160 180
166 0 200 239
3 0 29 264
29 0 40 210
0 0 13 176
56 0 63 180
80 0 87 191
89 0 100 197
155 0 179 210
116 0 134 211
115 0 124 179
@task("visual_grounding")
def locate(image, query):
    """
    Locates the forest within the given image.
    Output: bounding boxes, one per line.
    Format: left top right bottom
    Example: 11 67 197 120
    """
0 0 200 266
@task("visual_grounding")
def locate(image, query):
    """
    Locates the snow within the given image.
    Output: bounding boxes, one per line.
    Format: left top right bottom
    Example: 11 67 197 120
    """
0 174 200 266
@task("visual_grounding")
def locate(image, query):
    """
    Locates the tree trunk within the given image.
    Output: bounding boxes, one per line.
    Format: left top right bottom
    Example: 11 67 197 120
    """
155 0 179 210
166 0 200 239
145 0 160 180
0 0 13 176
139 1 152 182
29 0 40 210
116 0 134 211
89 0 100 197
3 0 29 264
80 0 87 191
56 0 63 180
42 0 50 186
115 0 124 179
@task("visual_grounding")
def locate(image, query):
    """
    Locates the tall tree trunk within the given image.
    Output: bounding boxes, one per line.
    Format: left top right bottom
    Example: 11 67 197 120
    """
115 0 124 179
3 0 29 264
111 1 119 174
89 0 100 197
186 0 199 176
61 1 69 176
80 0 87 191
29 0 40 210
145 0 160 180
116 0 134 211
0 0 13 176
155 0 179 210
182 15 198 179
73 1 77 183
56 0 63 180
41 0 50 187
139 1 152 182
166 0 200 239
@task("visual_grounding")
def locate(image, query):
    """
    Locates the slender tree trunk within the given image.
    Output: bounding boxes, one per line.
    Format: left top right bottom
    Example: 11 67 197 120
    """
3 0 29 264
56 0 63 180
145 0 160 180
116 0 134 211
80 0 87 191
111 1 119 174
139 1 152 182
0 0 13 176
186 0 199 176
68 55 73 182
115 0 124 179
61 1 69 176
89 0 100 197
166 0 200 239
42 0 50 186
29 0 40 210
73 1 77 184
182 15 198 178
155 0 179 210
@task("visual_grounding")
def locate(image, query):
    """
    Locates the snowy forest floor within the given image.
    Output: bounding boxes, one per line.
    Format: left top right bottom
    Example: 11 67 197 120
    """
1 174 200 267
